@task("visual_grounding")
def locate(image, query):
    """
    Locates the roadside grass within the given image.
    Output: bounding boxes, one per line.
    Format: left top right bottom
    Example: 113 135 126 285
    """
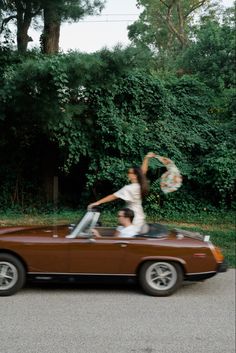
0 209 235 267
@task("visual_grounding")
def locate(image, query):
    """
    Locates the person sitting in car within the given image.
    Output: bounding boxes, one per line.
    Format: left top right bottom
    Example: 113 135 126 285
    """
92 208 139 238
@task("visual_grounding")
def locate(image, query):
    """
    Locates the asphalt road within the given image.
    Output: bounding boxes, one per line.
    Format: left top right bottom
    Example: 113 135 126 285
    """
0 270 235 353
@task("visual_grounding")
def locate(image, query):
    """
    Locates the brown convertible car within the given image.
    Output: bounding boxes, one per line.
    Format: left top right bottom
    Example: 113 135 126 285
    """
0 210 227 296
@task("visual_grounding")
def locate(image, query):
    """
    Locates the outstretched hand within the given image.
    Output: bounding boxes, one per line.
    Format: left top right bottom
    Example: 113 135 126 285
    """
88 202 100 210
91 228 101 237
142 152 158 174
146 152 157 158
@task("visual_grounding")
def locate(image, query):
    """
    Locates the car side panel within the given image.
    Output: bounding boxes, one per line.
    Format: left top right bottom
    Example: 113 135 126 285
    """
0 236 69 273
69 238 126 274
118 238 218 274
0 234 219 276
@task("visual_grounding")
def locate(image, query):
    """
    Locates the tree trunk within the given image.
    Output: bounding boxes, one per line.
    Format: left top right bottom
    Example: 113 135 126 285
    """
16 2 33 53
42 5 61 54
163 0 188 49
17 19 32 52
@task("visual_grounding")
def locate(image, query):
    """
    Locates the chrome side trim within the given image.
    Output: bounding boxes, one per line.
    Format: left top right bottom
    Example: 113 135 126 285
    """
186 270 216 275
28 272 136 276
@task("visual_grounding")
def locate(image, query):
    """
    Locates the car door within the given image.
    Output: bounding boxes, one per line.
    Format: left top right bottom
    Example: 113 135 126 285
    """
19 236 69 273
69 237 129 274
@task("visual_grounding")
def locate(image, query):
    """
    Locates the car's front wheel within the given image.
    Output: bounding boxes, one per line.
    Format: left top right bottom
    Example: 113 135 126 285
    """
0 254 26 296
139 261 183 296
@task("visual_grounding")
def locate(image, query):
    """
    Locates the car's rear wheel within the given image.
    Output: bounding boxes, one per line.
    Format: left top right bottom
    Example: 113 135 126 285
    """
139 261 183 296
0 254 26 296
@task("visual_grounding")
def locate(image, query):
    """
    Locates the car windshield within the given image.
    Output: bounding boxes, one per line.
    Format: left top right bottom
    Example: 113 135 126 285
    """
66 211 100 239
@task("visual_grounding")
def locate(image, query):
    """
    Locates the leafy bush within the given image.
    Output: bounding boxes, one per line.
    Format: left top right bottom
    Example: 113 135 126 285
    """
0 47 235 211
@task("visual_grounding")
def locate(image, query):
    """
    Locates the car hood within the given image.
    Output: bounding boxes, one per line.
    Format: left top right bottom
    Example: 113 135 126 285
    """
0 225 70 239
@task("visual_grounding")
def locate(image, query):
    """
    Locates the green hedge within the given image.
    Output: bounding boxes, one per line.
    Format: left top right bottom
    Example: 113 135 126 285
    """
0 47 235 211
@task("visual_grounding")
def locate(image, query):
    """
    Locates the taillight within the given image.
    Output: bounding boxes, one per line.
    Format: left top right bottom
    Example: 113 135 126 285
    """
210 245 224 262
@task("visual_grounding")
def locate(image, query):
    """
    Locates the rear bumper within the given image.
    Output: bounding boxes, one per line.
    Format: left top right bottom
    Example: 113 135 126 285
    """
217 260 228 273
185 260 228 281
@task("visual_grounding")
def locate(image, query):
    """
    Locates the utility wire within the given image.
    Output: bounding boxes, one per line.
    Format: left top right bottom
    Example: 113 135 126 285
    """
79 14 140 23
91 14 140 16
80 13 140 22
79 20 138 23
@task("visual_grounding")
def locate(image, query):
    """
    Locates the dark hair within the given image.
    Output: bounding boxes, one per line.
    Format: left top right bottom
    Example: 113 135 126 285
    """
120 208 135 222
132 166 149 198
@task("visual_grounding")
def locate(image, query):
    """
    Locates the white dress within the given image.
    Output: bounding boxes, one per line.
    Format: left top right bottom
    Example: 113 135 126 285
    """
114 183 145 228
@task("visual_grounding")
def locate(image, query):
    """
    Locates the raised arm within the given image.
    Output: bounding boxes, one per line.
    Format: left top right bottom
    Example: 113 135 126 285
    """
88 193 118 209
141 152 157 175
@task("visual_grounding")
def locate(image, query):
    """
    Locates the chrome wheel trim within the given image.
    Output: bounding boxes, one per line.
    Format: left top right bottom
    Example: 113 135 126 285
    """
145 262 177 291
0 261 18 291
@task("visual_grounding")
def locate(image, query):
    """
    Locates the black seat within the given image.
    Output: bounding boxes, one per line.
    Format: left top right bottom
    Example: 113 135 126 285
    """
137 223 168 238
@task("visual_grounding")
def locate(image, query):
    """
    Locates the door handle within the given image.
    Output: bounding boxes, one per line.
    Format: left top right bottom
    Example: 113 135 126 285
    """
87 238 96 243
116 242 128 247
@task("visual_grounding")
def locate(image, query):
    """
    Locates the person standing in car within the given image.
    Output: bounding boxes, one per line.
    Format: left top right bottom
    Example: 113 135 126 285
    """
88 152 156 229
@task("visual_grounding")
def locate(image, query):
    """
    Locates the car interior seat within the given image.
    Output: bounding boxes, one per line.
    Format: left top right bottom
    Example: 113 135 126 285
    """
138 223 168 238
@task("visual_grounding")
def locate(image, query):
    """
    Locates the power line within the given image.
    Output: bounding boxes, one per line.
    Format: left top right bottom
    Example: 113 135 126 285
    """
79 14 140 23
79 20 138 23
65 13 141 24
91 14 140 16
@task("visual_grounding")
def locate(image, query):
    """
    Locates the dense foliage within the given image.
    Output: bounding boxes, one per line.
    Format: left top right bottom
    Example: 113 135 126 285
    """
128 0 213 51
0 2 235 214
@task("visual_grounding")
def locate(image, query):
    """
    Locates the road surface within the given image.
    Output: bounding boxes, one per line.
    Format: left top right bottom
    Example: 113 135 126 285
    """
0 269 235 353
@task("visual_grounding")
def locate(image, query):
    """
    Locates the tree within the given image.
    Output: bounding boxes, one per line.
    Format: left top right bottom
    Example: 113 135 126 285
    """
128 0 213 52
0 1 42 52
179 5 235 90
40 0 105 54
0 0 105 54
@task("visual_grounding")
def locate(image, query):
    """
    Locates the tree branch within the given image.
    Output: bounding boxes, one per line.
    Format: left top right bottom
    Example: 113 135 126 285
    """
159 0 169 8
0 15 17 33
184 0 208 19
177 1 184 32
158 4 186 47
15 0 24 12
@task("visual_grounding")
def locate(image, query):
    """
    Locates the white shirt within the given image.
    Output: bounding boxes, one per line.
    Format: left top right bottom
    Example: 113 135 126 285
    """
114 183 145 228
116 225 139 238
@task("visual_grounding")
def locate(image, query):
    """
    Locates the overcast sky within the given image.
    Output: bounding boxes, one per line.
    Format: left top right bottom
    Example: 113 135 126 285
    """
29 0 234 53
